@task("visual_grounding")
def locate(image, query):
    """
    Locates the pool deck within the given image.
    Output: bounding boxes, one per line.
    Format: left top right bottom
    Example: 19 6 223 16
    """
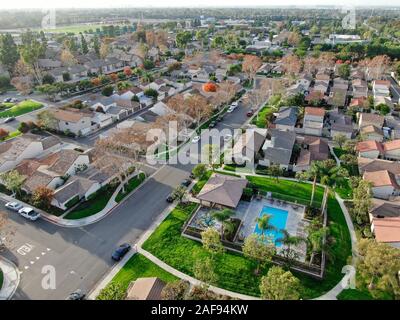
238 197 309 261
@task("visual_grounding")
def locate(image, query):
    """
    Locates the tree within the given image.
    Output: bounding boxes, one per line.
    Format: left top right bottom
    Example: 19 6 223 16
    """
96 283 126 300
201 227 224 255
340 153 358 167
277 229 304 265
305 219 329 266
281 54 301 76
193 256 218 286
161 280 190 300
19 36 46 84
176 31 192 48
0 128 9 140
93 35 100 56
192 164 207 179
37 109 57 130
172 185 186 204
352 180 373 225
102 85 114 97
211 209 235 240
0 170 25 195
80 33 88 54
99 42 110 59
202 143 220 170
32 186 54 209
337 64 351 79
255 214 276 241
185 94 212 126
268 164 283 182
357 238 400 299
0 33 19 74
37 84 59 101
242 55 262 82
259 266 301 300
144 88 158 101
123 66 132 77
60 49 77 67
243 234 275 274
333 133 347 148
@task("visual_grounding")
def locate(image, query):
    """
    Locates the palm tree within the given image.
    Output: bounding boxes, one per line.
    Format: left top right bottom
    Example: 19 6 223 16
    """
256 214 276 241
212 209 235 240
306 161 324 206
305 218 330 266
277 230 305 265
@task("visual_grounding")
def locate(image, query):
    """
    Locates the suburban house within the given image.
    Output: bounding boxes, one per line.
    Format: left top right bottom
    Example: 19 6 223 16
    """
260 129 296 170
0 134 61 172
349 97 369 112
328 110 353 139
231 128 267 165
274 106 298 131
196 173 248 209
372 80 391 98
52 108 95 136
313 80 329 94
303 107 325 136
369 199 400 248
16 149 90 194
352 79 368 98
383 140 400 160
363 170 400 200
294 136 330 172
360 125 384 142
356 140 383 159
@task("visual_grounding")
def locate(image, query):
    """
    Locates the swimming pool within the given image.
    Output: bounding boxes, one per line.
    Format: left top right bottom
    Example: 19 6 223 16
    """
253 206 289 247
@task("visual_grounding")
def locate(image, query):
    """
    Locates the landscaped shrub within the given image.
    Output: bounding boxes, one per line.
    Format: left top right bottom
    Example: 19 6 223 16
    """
241 187 253 201
65 195 81 209
203 82 217 92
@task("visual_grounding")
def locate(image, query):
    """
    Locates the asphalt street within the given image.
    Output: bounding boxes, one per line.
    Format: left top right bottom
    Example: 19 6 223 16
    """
0 102 249 299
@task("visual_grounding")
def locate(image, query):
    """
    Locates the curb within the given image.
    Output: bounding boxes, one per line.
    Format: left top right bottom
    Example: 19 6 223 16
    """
0 257 20 300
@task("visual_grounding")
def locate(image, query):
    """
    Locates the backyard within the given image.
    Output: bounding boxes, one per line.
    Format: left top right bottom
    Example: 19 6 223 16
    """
0 100 43 118
142 175 352 299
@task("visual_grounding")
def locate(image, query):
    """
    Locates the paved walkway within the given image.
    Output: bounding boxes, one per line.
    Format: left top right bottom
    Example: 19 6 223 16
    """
0 257 20 300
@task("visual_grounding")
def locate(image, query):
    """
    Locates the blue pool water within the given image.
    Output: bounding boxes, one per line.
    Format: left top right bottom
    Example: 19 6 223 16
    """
253 206 289 247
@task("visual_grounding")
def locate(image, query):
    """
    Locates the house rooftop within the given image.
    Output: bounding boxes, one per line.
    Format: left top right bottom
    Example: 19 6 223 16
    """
305 107 325 117
126 277 166 300
197 173 248 208
363 170 400 188
274 106 297 127
356 140 383 153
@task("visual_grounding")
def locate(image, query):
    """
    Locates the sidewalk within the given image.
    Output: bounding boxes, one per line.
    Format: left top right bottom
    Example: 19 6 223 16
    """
0 257 20 300
0 170 151 228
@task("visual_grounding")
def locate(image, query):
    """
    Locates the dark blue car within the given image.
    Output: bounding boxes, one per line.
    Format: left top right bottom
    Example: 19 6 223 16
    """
111 243 131 261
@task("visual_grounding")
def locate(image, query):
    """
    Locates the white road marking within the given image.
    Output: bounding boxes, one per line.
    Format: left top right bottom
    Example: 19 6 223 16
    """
46 248 51 251
24 266 29 270
30 261 34 265
36 256 40 260
41 252 46 255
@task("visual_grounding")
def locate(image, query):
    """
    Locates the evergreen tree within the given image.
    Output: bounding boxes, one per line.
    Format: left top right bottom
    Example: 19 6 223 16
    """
0 33 19 74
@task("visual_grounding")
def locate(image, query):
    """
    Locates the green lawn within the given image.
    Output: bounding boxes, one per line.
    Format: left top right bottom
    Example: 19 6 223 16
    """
4 130 22 141
143 188 352 299
191 171 213 195
0 268 3 290
252 104 273 128
115 173 146 203
105 253 178 292
246 175 324 207
64 184 117 220
0 100 43 118
337 288 374 300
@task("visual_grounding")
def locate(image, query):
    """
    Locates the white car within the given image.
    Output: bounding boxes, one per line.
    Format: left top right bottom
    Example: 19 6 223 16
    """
192 136 201 143
227 106 235 113
223 134 233 142
18 207 41 221
5 202 23 212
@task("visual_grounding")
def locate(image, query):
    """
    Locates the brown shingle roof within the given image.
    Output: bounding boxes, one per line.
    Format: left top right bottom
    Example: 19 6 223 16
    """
126 277 166 300
363 170 400 188
197 173 248 208
356 140 383 153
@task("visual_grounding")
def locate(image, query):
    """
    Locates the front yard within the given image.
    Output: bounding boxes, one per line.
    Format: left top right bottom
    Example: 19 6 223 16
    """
0 100 43 118
115 173 146 203
142 175 352 299
63 183 118 220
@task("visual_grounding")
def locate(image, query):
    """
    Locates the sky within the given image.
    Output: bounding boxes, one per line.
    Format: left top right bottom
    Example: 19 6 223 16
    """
1 0 399 9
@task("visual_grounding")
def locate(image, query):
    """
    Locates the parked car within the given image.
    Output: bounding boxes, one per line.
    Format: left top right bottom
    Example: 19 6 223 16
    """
181 179 191 187
4 117 15 123
18 207 40 221
191 136 201 143
216 115 224 122
66 289 86 300
246 109 255 117
223 134 233 142
10 98 18 103
227 106 235 113
5 202 23 212
166 194 175 203
3 97 11 103
208 120 217 128
111 243 131 261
